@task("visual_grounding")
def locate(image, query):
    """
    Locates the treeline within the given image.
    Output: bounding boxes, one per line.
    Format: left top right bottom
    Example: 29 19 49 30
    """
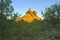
0 0 60 40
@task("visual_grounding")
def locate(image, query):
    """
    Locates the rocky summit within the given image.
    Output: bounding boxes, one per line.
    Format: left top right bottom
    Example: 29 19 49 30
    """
15 9 42 22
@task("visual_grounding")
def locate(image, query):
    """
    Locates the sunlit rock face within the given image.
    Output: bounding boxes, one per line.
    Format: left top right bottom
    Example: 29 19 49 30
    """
15 9 42 22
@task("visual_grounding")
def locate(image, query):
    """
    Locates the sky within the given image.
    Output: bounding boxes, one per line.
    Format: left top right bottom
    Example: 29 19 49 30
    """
12 0 60 18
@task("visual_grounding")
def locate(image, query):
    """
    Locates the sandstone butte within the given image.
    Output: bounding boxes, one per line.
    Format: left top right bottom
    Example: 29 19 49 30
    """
15 9 42 23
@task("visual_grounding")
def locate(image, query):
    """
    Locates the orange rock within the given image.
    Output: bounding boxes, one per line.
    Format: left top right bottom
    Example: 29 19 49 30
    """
15 9 42 23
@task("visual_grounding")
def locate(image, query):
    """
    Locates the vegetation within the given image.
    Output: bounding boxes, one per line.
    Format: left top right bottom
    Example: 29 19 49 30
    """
0 0 60 40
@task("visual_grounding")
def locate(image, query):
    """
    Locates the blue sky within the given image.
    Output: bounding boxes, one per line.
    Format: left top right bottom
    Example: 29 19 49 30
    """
12 0 60 18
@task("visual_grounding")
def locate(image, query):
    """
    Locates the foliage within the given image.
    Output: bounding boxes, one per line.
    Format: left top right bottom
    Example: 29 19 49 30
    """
0 0 60 40
0 0 14 40
42 4 60 39
43 4 60 29
0 0 14 17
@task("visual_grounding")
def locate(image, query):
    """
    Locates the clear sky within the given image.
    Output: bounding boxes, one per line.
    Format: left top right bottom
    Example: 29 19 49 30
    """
12 0 60 18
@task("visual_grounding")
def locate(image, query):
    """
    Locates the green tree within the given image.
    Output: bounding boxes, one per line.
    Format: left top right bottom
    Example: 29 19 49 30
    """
10 12 21 20
43 4 60 29
0 13 7 40
42 4 60 39
0 0 14 40
0 0 14 17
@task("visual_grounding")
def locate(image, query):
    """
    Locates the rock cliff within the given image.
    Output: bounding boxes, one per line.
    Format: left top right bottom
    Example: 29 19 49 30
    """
15 9 42 22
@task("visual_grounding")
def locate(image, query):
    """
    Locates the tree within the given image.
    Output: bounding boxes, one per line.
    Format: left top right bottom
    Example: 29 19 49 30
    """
0 0 14 17
0 0 14 40
43 4 60 29
0 13 7 40
42 4 60 39
12 12 21 20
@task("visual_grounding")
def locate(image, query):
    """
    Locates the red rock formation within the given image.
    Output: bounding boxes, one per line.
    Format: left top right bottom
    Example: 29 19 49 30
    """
15 9 42 22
